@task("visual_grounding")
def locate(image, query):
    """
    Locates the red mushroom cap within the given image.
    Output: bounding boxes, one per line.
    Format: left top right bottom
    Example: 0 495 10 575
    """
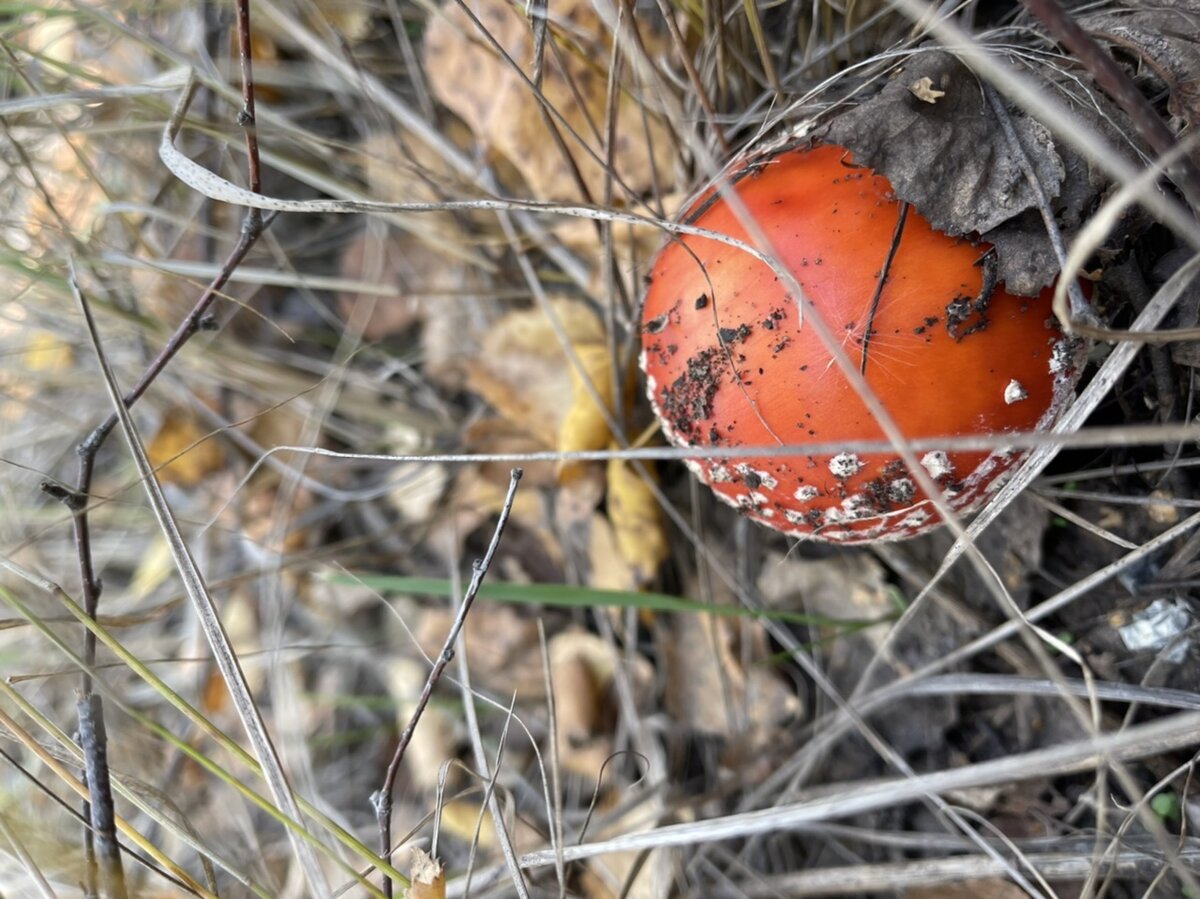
639 142 1085 543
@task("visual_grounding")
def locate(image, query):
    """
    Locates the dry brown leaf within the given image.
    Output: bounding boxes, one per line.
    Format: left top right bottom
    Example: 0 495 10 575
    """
1081 5 1200 129
243 398 312 467
605 456 668 585
467 298 610 458
405 848 445 899
556 461 607 533
412 602 546 700
423 0 677 201
664 609 803 784
757 551 896 695
462 417 558 488
427 464 564 579
547 629 652 780
587 513 638 594
147 409 226 488
467 300 589 448
758 551 894 651
386 463 450 525
550 644 611 779
258 0 374 50
312 0 374 43
662 611 801 743
552 194 686 294
238 483 316 556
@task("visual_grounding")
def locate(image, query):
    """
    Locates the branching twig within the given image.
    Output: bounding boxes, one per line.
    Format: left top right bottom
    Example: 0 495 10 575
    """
39 2 271 894
372 469 524 897
69 264 334 897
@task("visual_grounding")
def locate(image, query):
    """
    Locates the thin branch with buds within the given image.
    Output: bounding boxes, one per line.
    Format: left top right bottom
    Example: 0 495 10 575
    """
373 469 523 897
39 1 270 894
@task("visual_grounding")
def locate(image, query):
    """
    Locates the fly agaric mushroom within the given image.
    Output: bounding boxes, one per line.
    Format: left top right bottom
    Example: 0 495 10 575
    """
639 142 1085 542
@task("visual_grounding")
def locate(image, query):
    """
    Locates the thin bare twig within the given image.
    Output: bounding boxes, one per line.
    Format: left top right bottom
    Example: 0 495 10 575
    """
373 469 524 897
36 3 271 893
69 267 333 897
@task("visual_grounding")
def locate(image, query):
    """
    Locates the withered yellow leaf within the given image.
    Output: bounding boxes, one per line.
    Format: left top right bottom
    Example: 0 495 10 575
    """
559 342 615 484
587 513 637 594
130 536 174 599
439 800 494 847
438 800 541 854
23 331 73 373
147 410 225 487
605 455 667 584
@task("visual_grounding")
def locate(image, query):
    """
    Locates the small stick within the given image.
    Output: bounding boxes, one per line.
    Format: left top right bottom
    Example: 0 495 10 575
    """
45 0 271 892
372 469 524 897
77 694 126 899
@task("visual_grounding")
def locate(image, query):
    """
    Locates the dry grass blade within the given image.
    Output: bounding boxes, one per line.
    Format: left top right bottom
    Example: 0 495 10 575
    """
855 252 1200 695
517 709 1200 868
155 70 834 280
0 813 60 899
0 558 398 894
703 848 1200 897
0 692 214 897
5 0 1200 894
67 269 333 897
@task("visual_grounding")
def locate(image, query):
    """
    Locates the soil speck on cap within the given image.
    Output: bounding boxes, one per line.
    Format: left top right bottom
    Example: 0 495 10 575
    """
658 347 728 439
718 323 752 344
644 313 669 334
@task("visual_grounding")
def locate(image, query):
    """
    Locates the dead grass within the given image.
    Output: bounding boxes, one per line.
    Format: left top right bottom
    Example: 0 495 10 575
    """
1 0 1199 897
